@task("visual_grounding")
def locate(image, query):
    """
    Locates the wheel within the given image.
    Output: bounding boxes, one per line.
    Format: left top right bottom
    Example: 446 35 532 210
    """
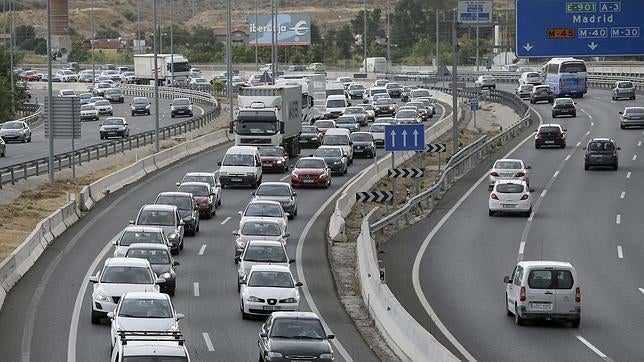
132 111 135 116
620 124 625 129
28 135 31 142
572 112 576 117
293 208 297 217
147 110 151 115
561 143 566 149
168 287 175 297
571 318 581 328
506 295 513 316
489 209 494 216
91 310 102 324
288 213 294 220
21 136 26 143
0 150 5 157
171 114 175 118
525 207 532 217
584 163 589 171
514 304 525 326
241 303 249 320
196 222 200 232
631 95 636 100
552 113 556 118
179 240 184 250
613 163 618 170
535 143 540 149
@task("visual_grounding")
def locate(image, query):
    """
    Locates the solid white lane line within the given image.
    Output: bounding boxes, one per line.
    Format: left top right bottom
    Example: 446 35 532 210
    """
620 191 626 199
585 131 590 136
540 190 547 198
565 155 571 161
576 336 608 359
639 288 644 295
194 282 200 297
279 174 290 181
638 141 642 147
553 171 559 178
633 155 638 161
616 214 621 224
576 141 582 147
627 171 632 178
198 244 207 256
220 216 232 225
617 246 623 259
518 242 526 255
9 154 25 159
202 332 215 352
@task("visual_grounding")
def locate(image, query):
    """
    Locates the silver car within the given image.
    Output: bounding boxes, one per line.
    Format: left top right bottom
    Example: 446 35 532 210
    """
0 121 31 143
233 218 289 260
251 182 298 219
488 158 531 189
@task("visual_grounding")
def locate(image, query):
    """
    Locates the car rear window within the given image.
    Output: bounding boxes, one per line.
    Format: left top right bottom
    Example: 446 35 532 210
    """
527 269 574 289
539 127 561 134
494 161 522 169
496 183 524 193
625 107 644 115
588 142 614 151
618 82 633 88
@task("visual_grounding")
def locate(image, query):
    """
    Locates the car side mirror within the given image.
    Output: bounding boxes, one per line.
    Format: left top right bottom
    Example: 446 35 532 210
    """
176 313 185 320
283 233 290 238
179 220 185 226
529 188 535 192
260 332 267 338
582 147 587 150
289 258 295 264
124 123 128 126
232 230 240 236
128 220 134 225
525 166 532 169
618 111 623 114
239 279 247 285
349 141 353 145
238 211 243 216
504 276 511 283
617 147 622 150
173 261 180 266
89 276 98 283
327 334 335 340
175 182 181 187
156 277 167 284
295 282 303 287
107 312 115 319
235 256 241 263
112 240 117 245
292 192 297 196
217 161 222 166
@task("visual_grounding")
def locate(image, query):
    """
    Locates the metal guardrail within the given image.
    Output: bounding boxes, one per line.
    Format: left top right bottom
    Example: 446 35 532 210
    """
3 104 43 128
370 89 534 233
0 86 220 188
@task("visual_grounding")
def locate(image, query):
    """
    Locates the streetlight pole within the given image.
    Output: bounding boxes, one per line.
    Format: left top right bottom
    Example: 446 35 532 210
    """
170 0 174 90
225 0 233 127
9 0 14 114
386 0 390 74
136 1 141 53
436 10 439 72
153 0 160 152
451 12 459 153
255 0 258 70
271 0 276 83
476 6 479 72
91 0 95 85
47 0 54 184
363 0 367 74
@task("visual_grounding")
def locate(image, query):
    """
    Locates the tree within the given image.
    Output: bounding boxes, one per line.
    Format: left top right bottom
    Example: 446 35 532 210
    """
95 29 121 39
14 25 35 49
350 8 384 53
335 25 354 59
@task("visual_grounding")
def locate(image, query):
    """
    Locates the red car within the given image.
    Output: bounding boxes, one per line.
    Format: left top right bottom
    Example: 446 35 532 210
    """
258 146 290 173
177 181 216 218
313 120 336 135
290 157 331 188
19 70 40 82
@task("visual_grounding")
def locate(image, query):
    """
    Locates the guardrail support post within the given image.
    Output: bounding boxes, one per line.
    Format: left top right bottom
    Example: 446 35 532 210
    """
10 167 15 185
23 164 28 180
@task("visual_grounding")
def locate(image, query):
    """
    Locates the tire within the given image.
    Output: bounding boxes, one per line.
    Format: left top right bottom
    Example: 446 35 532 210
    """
572 112 576 117
28 135 32 142
620 124 625 129
552 113 556 118
535 143 540 149
293 208 297 217
514 304 525 326
91 310 102 324
561 143 566 149
132 112 135 116
168 288 175 297
179 240 184 250
613 163 618 170
147 110 151 115
1 150 5 157
525 207 532 217
241 304 249 320
21 136 26 143
506 294 513 316
584 164 589 171
171 114 175 118
571 318 581 328
489 209 494 216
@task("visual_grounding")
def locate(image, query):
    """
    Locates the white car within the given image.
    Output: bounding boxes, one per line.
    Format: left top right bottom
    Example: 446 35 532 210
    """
488 180 532 217
56 69 78 82
189 77 210 85
108 292 184 349
369 122 387 148
94 99 114 116
233 218 289 261
239 265 302 319
504 261 581 327
236 240 294 291
93 82 113 96
80 104 99 122
90 257 163 324
488 158 531 189
238 200 288 233
113 226 169 258
119 71 137 84
359 103 375 121
395 108 420 124
519 71 542 86
475 75 496 89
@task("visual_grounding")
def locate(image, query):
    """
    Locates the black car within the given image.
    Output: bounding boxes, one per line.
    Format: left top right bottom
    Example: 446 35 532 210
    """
259 146 290 173
258 312 334 362
347 84 366 99
373 98 396 116
154 192 200 236
584 138 620 170
171 97 194 118
350 131 376 158
130 97 151 116
125 243 180 296
385 82 403 98
552 98 576 118
530 85 554 104
0 137 5 157
103 88 125 103
299 125 322 148
313 146 348 175
535 124 566 149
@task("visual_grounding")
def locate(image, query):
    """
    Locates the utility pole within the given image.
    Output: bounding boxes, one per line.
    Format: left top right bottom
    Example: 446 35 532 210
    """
91 0 95 84
271 0 277 83
363 0 367 74
386 0 390 74
9 0 14 114
136 1 141 53
153 0 160 152
226 0 233 127
476 6 480 72
170 0 174 90
255 0 258 70
47 0 54 184
451 13 459 153
435 10 439 73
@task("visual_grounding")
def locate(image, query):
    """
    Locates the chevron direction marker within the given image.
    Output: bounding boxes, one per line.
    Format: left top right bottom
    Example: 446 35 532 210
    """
355 191 394 203
388 168 424 178
426 143 447 153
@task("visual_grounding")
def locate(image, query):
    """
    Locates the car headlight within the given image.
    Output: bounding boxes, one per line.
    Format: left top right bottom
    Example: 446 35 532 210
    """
291 173 299 179
182 216 193 223
267 352 283 358
311 137 318 140
245 172 255 176
236 239 247 248
248 296 263 302
161 272 172 279
167 324 179 331
276 160 283 164
168 232 179 240
333 161 341 165
146 104 151 109
320 353 334 359
280 297 297 304
171 106 176 111
93 291 112 303
219 171 229 177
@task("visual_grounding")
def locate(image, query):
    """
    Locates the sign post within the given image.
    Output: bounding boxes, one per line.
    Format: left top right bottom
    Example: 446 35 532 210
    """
426 143 447 171
517 0 644 57
44 96 82 180
385 124 425 205
470 97 479 129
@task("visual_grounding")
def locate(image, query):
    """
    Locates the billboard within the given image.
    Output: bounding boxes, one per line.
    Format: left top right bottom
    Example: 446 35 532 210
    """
248 13 311 46
457 1 493 24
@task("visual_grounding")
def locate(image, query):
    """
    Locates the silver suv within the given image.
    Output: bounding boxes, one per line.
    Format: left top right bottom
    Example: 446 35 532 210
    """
612 81 635 101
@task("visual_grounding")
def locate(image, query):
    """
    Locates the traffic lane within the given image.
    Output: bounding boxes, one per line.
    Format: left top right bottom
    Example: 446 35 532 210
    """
0 95 201 167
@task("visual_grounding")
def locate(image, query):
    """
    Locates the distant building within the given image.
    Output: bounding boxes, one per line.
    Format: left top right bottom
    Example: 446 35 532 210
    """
213 28 248 46
90 38 126 55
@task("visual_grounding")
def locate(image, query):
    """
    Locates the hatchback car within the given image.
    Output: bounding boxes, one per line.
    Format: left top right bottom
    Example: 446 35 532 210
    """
259 146 290 173
176 182 216 218
131 97 151 116
406 101 429 121
489 159 531 189
343 106 368 127
530 85 554 104
312 120 336 135
299 126 322 148
0 137 5 157
584 138 620 170
291 157 331 188
358 103 376 122
251 182 298 219
258 312 335 362
475 75 496 89
79 92 92 105
0 121 32 143
619 106 644 129
233 218 289 260
170 98 193 118
130 205 185 254
335 115 359 133
240 265 302 319
552 98 576 118
519 71 542 86
350 132 376 158
112 226 170 258
104 88 125 103
535 124 566 149
489 180 533 217
385 82 403 98
236 240 294 290
515 84 534 99
239 200 288 234
100 117 129 139
313 146 348 175
504 261 581 327
369 123 387 148
612 80 635 100
125 244 180 296
154 192 200 236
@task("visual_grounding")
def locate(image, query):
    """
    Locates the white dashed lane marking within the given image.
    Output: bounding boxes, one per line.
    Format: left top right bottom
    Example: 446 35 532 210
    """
617 246 623 259
519 242 525 255
202 332 215 352
620 191 625 199
633 155 638 161
565 155 571 161
627 171 632 179
553 171 559 178
540 190 547 198
616 214 621 224
194 282 200 297
577 336 608 359
220 216 232 225
198 244 206 256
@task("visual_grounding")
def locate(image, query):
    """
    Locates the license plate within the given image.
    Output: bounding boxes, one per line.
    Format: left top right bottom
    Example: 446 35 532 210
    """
304 179 314 183
262 162 271 166
545 140 554 144
263 305 280 310
300 139 308 143
355 149 363 152
530 302 553 310
502 204 516 208
231 178 242 182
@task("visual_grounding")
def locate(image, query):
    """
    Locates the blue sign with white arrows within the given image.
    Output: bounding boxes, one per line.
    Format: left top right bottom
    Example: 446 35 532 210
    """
384 124 425 152
517 0 644 57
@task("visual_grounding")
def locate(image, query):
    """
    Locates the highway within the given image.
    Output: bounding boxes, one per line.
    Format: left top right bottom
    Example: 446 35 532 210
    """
0 94 446 361
0 90 205 167
381 85 643 361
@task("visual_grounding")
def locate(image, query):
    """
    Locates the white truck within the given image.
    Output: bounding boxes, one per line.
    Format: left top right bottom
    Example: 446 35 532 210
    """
133 53 190 85
279 73 326 122
360 57 387 73
234 85 303 157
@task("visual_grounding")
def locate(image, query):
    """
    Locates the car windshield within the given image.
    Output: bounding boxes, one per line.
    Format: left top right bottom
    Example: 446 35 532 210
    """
336 117 355 124
61 90 75 96
182 175 214 187
156 195 192 210
256 184 291 196
222 154 255 166
326 99 346 108
314 148 342 157
407 103 423 109
535 86 551 93
496 183 524 193
137 210 174 226
370 125 385 133
178 185 209 197
80 93 91 99
349 84 365 90
100 266 153 284
411 89 430 97
397 110 417 118
248 270 294 288
105 89 120 95
618 82 633 88
245 203 283 217
527 269 574 289
132 98 149 105
302 126 317 133
351 133 372 142
95 100 110 106
323 135 348 146
494 161 522 169
344 108 362 114
314 121 334 128
244 245 287 262
119 231 165 246
103 118 124 126
386 83 401 89
375 99 393 105
556 99 574 105
122 356 188 361
296 159 326 168
270 318 325 339
625 107 644 115
259 147 283 157
118 298 173 318
241 222 282 236
126 248 171 265
2 122 22 130
520 85 533 91
173 99 190 106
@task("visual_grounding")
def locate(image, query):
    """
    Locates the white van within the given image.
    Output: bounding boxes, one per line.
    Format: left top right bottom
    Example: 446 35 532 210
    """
218 146 263 188
325 95 349 119
504 261 581 327
360 57 387 73
322 128 353 164
325 82 346 98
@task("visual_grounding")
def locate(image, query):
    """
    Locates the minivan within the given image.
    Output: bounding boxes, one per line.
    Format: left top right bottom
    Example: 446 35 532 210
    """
322 128 353 165
504 261 580 327
324 95 349 119
218 146 263 188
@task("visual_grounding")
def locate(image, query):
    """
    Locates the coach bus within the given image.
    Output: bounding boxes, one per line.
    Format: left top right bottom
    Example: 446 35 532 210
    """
542 58 588 98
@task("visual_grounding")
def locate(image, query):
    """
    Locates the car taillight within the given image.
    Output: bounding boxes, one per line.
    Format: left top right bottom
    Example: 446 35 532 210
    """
535 133 542 139
613 149 618 157
490 193 499 200
490 171 499 177
515 172 525 177
520 287 526 302
520 194 529 200
575 287 581 302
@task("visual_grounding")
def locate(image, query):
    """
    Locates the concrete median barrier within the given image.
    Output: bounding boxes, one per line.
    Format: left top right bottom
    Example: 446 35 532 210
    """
141 155 158 174
62 201 80 227
154 144 189 169
48 209 67 239
79 186 94 212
